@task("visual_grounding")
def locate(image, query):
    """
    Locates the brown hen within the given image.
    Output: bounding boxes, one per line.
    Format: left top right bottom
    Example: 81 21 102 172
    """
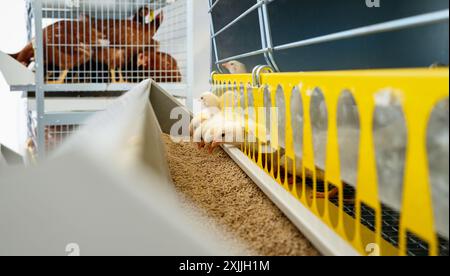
93 8 163 83
136 50 182 83
11 16 106 84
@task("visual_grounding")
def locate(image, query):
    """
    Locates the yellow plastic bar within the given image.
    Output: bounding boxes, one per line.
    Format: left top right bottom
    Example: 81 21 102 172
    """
213 68 449 256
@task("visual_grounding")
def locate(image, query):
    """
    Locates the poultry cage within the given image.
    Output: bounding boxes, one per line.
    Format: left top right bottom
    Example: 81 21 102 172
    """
12 0 194 159
209 0 449 256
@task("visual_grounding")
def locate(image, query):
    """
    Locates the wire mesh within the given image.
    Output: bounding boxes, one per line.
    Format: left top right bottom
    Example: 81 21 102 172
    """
44 124 81 153
27 111 82 156
33 0 186 85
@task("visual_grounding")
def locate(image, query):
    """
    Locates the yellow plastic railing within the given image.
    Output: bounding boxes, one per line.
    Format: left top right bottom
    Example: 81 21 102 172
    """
212 68 449 256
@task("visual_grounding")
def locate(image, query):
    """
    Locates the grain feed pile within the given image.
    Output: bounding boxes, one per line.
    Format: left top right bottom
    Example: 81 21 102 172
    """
162 134 320 256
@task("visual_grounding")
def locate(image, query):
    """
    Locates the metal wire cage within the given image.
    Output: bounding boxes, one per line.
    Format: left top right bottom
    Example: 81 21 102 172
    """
26 110 91 162
209 0 449 256
25 0 193 158
30 0 188 87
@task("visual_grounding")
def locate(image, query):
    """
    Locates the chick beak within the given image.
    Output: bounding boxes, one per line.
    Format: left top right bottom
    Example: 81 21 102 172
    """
221 62 229 70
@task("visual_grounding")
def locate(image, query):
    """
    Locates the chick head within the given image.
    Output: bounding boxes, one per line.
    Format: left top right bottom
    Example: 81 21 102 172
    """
200 92 220 109
222 60 247 74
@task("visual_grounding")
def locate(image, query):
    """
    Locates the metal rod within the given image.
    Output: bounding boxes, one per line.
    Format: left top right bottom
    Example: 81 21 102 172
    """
26 0 34 41
89 1 97 82
186 0 195 110
260 0 280 72
50 0 55 83
257 0 272 69
208 0 223 73
41 83 189 92
274 9 450 52
208 0 220 13
44 112 96 126
212 1 263 38
33 0 46 159
216 48 269 64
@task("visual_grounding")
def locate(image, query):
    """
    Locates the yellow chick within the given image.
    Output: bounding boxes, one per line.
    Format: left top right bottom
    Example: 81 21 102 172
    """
193 112 225 149
204 114 271 154
222 60 248 74
199 91 239 110
199 91 220 109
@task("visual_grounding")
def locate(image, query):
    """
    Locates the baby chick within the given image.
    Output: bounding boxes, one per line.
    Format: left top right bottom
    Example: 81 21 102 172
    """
199 91 220 109
190 91 226 136
189 107 220 136
203 119 240 153
200 91 239 110
222 60 248 74
203 114 271 154
193 112 226 149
